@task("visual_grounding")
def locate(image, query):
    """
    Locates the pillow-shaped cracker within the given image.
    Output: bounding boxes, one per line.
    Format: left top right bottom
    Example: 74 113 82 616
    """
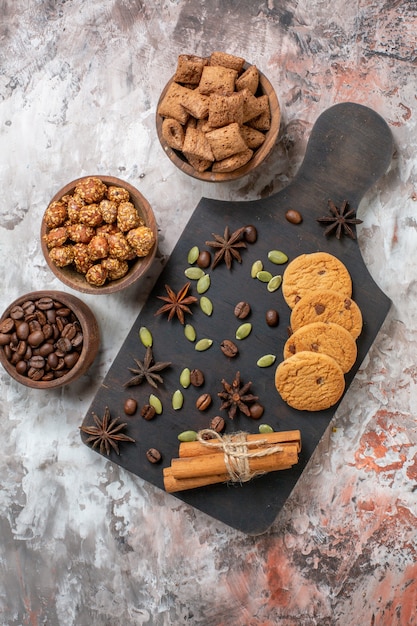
240 125 266 149
161 118 185 151
182 89 210 119
236 65 259 94
198 65 237 95
205 122 248 160
182 126 214 162
186 154 213 172
173 54 208 85
212 148 253 173
208 91 244 128
210 51 245 73
248 95 271 131
241 88 264 123
157 82 190 124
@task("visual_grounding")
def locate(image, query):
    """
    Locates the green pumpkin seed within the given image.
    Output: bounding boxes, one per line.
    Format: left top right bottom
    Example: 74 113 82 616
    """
179 367 191 388
139 326 153 347
235 322 252 340
267 275 282 292
256 270 273 283
184 323 196 342
256 354 276 367
197 273 211 294
251 259 263 278
259 424 274 434
184 267 205 280
178 430 198 442
149 394 163 415
172 389 184 410
200 296 213 316
195 338 213 351
187 246 199 264
268 250 288 264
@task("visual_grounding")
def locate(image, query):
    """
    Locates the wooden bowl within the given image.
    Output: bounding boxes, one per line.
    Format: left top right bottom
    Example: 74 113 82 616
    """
0 290 100 389
40 175 158 295
156 67 280 182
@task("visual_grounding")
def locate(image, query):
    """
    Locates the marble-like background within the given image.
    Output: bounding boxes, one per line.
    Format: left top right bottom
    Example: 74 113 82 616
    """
1 1 417 624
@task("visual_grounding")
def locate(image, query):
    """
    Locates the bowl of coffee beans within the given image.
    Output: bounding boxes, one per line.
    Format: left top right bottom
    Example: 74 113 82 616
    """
41 175 158 295
0 290 100 389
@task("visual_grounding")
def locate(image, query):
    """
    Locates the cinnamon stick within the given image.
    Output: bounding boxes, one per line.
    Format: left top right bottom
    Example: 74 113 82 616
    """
179 430 301 458
169 442 299 480
163 465 293 493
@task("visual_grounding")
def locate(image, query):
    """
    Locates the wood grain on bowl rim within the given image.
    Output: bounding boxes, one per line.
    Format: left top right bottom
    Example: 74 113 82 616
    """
40 176 158 295
156 68 281 182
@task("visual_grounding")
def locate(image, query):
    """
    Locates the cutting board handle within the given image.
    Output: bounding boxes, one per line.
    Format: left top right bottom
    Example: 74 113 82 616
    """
292 102 393 203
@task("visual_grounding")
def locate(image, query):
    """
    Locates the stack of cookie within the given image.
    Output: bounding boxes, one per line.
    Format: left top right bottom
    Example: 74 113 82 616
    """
274 252 362 411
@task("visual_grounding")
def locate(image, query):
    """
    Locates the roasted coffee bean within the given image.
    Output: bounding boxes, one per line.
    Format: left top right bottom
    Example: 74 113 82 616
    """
124 398 137 416
64 352 80 368
10 306 25 320
234 301 251 319
146 448 162 464
0 318 15 333
28 320 42 334
16 321 29 340
16 341 27 357
56 307 71 317
42 323 53 340
141 404 156 420
36 297 54 310
196 250 211 269
0 333 11 346
265 309 279 327
35 310 47 325
249 402 264 419
28 330 45 347
196 393 212 411
22 301 36 315
56 337 72 353
15 361 27 375
285 209 303 224
220 339 239 358
210 416 225 433
190 368 205 387
28 355 45 369
39 343 54 357
243 224 258 243
28 367 44 381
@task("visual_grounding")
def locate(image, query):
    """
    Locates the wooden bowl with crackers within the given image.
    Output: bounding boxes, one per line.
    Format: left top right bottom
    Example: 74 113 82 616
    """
40 175 158 295
156 51 281 182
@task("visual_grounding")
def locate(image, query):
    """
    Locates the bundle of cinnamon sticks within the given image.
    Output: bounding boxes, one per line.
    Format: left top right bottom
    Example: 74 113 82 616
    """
163 429 301 493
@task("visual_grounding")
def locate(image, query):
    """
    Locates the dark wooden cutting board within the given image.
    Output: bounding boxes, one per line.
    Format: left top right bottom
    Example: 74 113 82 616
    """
81 103 393 535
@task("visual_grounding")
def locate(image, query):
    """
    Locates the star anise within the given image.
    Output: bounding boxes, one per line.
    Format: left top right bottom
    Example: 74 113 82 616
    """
218 371 259 419
80 406 135 456
124 346 171 388
155 282 198 324
317 199 363 239
206 226 247 269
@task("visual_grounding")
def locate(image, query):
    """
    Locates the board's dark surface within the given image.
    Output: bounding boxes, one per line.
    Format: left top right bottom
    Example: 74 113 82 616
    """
81 103 393 535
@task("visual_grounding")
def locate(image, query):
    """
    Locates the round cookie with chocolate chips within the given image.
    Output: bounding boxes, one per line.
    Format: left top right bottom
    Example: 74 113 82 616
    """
283 321 357 373
282 252 352 309
290 289 363 339
275 351 345 411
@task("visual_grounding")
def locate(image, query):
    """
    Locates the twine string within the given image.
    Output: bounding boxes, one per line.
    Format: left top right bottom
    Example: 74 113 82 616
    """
196 429 284 483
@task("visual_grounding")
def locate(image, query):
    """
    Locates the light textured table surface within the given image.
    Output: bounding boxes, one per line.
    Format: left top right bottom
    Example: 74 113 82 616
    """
1 2 417 624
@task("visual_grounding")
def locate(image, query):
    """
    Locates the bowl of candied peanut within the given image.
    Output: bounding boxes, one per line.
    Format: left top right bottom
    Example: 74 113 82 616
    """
156 51 281 182
40 176 158 294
